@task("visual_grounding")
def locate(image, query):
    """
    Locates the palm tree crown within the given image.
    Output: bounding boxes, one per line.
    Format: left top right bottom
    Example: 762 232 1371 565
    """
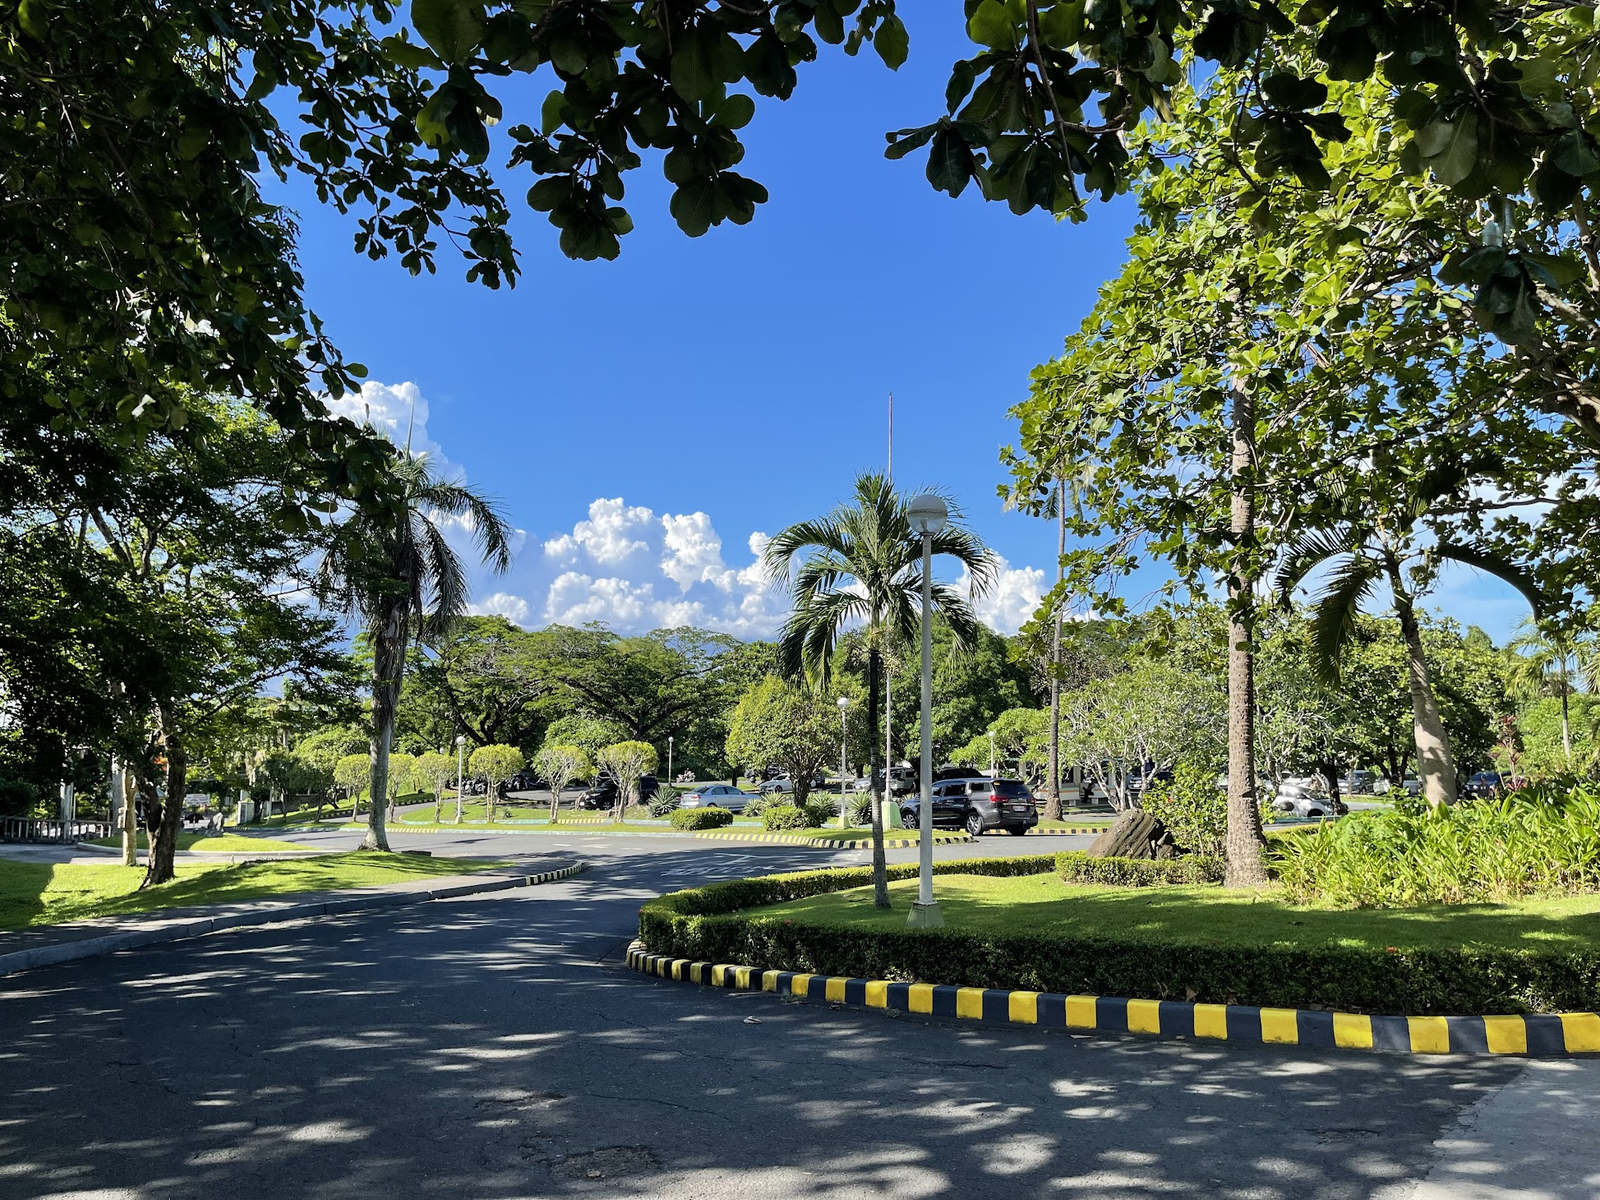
763 472 998 683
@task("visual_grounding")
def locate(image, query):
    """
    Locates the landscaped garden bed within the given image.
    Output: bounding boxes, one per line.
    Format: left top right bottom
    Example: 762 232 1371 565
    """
637 849 1600 1015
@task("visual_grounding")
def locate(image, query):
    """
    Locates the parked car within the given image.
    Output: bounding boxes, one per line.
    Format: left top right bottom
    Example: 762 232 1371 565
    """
1459 771 1506 800
678 783 757 813
757 772 827 796
574 775 659 810
1373 775 1422 796
871 766 918 798
900 776 1038 837
1271 794 1348 819
1348 769 1377 795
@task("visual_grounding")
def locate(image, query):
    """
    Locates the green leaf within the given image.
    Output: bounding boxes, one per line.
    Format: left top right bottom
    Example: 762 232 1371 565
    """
670 179 719 236
1039 2 1086 44
540 89 567 136
967 0 1022 50
1261 72 1327 111
411 0 485 64
874 15 909 69
1553 130 1600 178
885 123 939 160
1417 110 1477 185
382 34 443 71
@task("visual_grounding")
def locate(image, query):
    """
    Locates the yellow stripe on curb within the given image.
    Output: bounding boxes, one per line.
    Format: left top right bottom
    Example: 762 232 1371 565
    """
908 983 934 1014
734 966 753 989
1484 1015 1528 1055
825 977 847 1003
1261 1008 1300 1045
1333 1012 1374 1049
865 981 889 1008
1009 991 1039 1024
956 988 985 1020
790 973 814 996
1065 995 1097 1029
1194 1004 1228 1040
1561 1012 1600 1053
1408 1016 1451 1054
761 970 780 993
1127 999 1161 1035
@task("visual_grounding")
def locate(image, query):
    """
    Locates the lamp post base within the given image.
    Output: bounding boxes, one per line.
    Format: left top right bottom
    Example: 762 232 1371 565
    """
883 801 902 829
907 900 944 929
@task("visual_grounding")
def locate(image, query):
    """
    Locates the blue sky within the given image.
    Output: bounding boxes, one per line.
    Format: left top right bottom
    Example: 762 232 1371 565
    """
270 9 1529 643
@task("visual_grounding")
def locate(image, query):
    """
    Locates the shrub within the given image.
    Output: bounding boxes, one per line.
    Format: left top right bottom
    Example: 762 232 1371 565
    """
845 792 874 826
647 786 681 818
670 807 733 830
1056 851 1224 886
802 799 834 826
637 857 1600 1014
762 804 809 831
741 794 771 819
1136 764 1227 855
1273 785 1600 907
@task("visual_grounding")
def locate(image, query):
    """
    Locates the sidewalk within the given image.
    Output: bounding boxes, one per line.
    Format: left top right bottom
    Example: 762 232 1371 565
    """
0 856 582 978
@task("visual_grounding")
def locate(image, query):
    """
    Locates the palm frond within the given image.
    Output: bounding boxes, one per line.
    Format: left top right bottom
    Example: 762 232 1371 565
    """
1273 526 1365 600
1434 542 1544 619
1307 554 1383 685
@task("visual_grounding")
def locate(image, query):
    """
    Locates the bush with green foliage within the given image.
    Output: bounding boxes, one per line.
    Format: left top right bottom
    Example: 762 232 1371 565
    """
845 792 874 826
1274 784 1600 907
638 858 1600 1014
1136 764 1229 855
670 807 733 830
1056 851 1224 886
762 804 809 831
647 785 681 818
741 794 771 819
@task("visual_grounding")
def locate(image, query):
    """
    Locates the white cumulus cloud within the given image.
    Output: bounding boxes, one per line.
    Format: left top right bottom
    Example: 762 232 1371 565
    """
544 497 656 565
468 592 532 625
960 555 1046 636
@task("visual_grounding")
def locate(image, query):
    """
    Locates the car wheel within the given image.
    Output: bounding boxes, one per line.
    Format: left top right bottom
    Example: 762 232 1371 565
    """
900 809 916 827
965 811 984 837
1307 808 1324 818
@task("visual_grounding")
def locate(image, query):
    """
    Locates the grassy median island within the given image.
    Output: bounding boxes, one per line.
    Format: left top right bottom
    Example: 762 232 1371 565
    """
637 855 1600 1015
88 831 308 853
0 852 508 931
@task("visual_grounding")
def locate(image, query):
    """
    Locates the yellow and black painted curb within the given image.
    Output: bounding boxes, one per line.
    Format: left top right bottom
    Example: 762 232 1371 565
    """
688 830 975 849
625 940 1600 1058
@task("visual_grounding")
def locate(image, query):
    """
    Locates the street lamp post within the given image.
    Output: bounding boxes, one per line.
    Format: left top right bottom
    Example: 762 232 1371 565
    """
836 695 852 828
455 735 467 823
668 736 674 785
907 493 947 929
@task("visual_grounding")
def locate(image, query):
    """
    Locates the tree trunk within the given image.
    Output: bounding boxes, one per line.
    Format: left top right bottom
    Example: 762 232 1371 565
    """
366 603 408 852
1225 378 1268 887
114 756 137 868
1560 659 1573 766
143 707 186 888
1391 580 1457 807
434 787 443 824
867 644 889 909
1045 472 1066 821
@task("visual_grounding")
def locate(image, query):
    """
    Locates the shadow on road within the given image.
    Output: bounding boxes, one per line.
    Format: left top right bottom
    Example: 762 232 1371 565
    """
0 848 1529 1199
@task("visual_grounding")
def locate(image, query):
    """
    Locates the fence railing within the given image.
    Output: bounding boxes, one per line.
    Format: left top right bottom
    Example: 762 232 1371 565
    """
0 817 114 844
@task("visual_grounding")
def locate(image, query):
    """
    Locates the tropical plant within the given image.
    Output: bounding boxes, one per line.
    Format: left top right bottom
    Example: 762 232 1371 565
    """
384 751 416 821
317 451 514 850
414 750 456 823
468 744 524 823
333 753 369 821
724 676 839 810
764 472 996 908
1506 619 1596 770
532 744 589 824
1276 523 1541 808
596 741 658 823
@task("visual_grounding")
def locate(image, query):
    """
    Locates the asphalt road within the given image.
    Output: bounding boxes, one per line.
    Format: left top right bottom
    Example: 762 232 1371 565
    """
1 832 1594 1199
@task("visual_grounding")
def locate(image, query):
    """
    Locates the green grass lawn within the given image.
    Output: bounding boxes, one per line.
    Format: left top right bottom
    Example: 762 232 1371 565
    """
745 873 1600 954
0 852 508 931
88 831 307 853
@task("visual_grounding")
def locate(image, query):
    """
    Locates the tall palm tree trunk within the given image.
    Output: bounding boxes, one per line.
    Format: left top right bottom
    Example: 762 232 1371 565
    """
1045 470 1067 821
1225 379 1268 887
1560 657 1573 766
366 603 407 852
867 644 889 909
1390 576 1456 806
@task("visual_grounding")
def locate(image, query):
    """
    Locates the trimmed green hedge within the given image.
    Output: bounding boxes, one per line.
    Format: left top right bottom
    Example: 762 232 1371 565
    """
1056 850 1224 886
761 802 832 830
637 858 1600 1015
670 807 733 830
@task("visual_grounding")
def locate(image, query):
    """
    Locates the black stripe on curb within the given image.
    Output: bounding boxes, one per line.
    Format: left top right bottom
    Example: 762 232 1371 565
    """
624 939 1600 1058
0 863 587 979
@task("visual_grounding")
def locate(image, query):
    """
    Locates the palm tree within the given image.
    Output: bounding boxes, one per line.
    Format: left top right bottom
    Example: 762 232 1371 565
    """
1506 618 1593 768
764 473 997 907
1276 527 1539 808
318 452 513 850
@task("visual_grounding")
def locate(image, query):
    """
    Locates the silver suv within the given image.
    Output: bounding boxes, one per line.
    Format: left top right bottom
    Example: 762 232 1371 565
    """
899 776 1038 837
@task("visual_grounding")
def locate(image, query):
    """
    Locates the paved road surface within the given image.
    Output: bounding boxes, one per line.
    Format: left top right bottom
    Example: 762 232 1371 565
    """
1 833 1593 1199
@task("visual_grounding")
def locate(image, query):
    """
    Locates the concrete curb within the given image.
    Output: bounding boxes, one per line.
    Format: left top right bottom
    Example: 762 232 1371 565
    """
625 939 1600 1058
0 862 586 979
687 830 975 850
